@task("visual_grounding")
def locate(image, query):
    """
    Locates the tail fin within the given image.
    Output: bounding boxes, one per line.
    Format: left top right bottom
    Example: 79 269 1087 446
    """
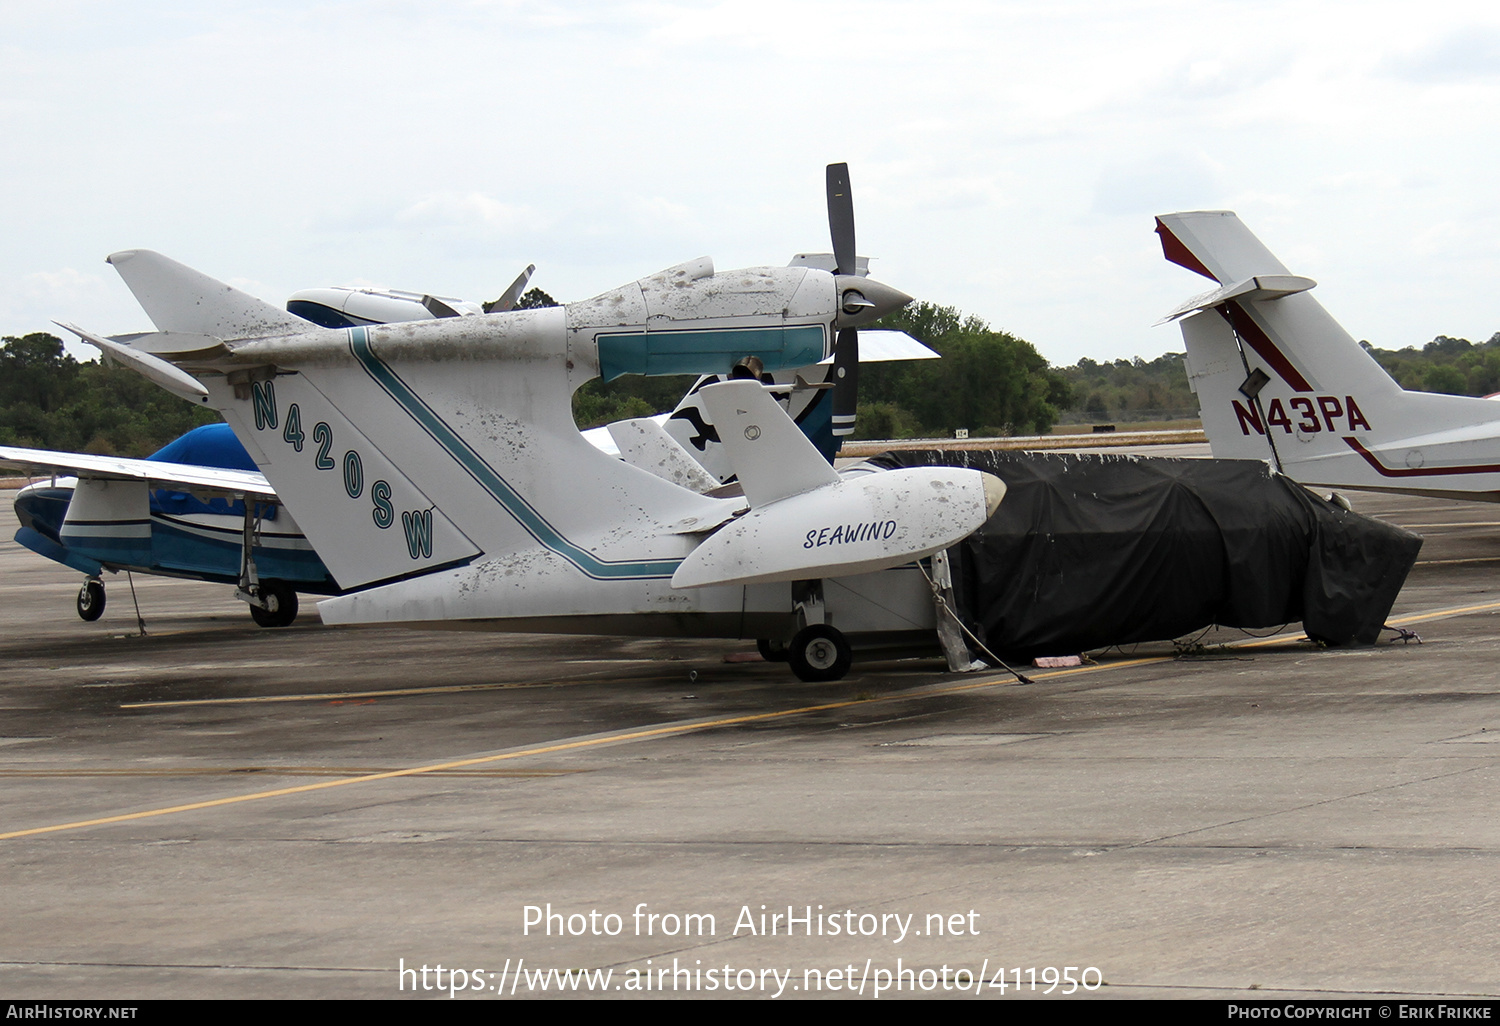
1156 210 1291 283
1157 212 1500 501
695 380 839 507
107 250 309 340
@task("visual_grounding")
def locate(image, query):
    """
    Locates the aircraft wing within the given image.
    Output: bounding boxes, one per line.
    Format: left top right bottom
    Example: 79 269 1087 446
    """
815 329 937 363
0 446 275 499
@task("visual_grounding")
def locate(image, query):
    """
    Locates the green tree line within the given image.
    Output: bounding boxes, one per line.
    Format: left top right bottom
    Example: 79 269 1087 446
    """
854 303 1071 438
0 333 219 454
1054 352 1199 425
1051 333 1500 427
1363 333 1500 396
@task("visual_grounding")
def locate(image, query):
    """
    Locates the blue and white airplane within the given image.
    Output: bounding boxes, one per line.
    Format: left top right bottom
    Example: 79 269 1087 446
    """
5 423 333 626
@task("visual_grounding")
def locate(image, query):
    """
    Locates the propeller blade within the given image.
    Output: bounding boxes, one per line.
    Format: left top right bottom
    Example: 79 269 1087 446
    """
421 295 462 319
826 163 856 277
831 327 859 437
827 164 862 439
491 263 537 313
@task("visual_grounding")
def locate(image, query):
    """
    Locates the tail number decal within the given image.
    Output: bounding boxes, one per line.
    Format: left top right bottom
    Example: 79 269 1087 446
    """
252 380 278 431
371 481 394 528
250 379 449 563
1232 396 1371 436
401 509 434 559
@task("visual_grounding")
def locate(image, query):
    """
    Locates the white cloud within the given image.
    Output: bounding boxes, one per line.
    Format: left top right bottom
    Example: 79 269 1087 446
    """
397 193 549 234
1092 153 1224 218
1384 26 1500 82
6 0 1500 364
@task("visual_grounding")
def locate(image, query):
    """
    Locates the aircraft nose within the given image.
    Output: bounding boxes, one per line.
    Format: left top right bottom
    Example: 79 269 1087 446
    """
13 484 66 539
981 473 1006 519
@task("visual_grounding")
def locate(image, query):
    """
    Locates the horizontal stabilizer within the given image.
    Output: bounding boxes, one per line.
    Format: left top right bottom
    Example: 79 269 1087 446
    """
111 330 230 358
0 444 275 498
788 253 870 276
107 249 310 340
696 379 839 507
55 322 211 403
1157 274 1317 324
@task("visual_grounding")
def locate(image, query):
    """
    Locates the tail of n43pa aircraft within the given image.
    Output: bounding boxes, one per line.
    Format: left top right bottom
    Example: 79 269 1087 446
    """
1156 211 1500 502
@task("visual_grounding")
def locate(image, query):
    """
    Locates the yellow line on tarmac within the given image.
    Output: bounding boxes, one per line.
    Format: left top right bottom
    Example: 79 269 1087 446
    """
10 599 1500 842
1387 599 1500 625
0 767 584 779
4 657 1168 842
1200 599 1500 649
0 701 888 840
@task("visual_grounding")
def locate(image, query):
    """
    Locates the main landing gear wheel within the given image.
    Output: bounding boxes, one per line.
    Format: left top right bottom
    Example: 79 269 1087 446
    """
76 579 105 622
757 638 790 662
249 580 299 628
787 624 852 683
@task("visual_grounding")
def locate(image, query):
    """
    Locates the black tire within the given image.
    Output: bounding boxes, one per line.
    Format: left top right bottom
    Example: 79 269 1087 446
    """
757 638 790 662
249 581 298 628
76 580 105 622
787 624 852 682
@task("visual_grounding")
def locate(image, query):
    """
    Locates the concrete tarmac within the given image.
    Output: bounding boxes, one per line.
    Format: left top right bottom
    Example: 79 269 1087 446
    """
0 480 1497 1001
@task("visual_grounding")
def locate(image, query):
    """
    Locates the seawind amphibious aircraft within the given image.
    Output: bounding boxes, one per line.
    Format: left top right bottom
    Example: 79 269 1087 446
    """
1156 210 1500 502
4 262 935 630
51 166 1004 681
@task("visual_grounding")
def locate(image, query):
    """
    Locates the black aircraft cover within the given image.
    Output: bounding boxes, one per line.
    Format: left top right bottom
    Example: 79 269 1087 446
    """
870 451 1423 657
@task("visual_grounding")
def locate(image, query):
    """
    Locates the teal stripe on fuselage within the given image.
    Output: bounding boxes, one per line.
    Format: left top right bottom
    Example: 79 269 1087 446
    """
347 328 682 580
596 326 826 382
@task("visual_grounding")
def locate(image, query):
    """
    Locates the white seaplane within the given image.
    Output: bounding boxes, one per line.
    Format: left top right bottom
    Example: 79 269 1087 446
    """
47 166 1004 681
1156 210 1500 503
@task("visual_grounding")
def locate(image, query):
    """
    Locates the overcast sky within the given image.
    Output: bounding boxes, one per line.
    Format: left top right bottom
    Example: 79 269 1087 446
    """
4 0 1499 367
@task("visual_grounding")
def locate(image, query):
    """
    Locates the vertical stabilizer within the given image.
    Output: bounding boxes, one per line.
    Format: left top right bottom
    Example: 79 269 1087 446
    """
1178 310 1277 464
607 417 721 493
1155 210 1291 284
1158 212 1500 501
108 250 310 340
696 380 839 507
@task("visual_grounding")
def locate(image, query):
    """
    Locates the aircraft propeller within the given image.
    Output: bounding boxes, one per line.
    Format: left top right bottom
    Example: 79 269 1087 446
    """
491 263 537 313
825 163 908 439
827 163 859 438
